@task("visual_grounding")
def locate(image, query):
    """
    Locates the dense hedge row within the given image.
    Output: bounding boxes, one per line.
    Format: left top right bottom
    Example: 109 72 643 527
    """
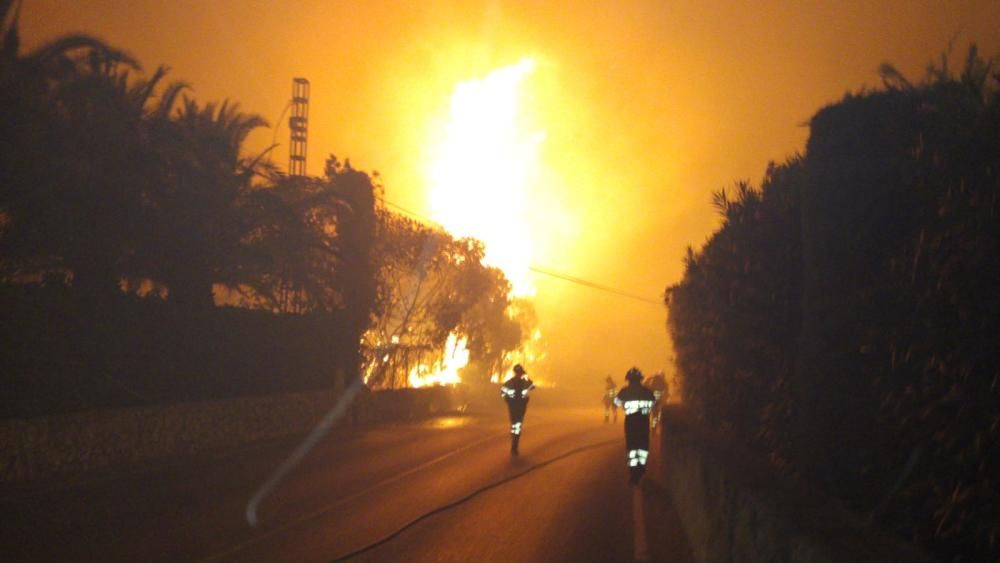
667 49 1000 560
0 285 357 419
667 163 803 468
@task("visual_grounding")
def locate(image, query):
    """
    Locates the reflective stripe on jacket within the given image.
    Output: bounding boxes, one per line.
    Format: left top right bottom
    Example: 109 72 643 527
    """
501 376 535 401
614 384 656 416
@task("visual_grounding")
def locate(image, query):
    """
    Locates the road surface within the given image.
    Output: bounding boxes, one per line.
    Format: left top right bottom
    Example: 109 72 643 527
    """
2 402 692 562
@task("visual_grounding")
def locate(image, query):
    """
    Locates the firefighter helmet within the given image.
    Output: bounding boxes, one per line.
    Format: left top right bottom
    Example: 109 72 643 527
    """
513 364 527 375
625 367 643 383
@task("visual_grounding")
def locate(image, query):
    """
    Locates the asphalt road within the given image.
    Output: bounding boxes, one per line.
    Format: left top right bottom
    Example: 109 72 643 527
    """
2 403 692 562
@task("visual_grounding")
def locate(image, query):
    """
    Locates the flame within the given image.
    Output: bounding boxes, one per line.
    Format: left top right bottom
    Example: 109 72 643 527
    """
408 332 470 388
400 58 545 389
427 58 543 296
491 325 547 384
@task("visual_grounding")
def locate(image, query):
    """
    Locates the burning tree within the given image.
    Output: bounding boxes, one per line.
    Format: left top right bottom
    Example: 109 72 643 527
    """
363 208 525 389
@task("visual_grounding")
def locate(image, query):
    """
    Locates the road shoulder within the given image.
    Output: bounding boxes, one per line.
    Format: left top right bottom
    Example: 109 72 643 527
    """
642 478 695 562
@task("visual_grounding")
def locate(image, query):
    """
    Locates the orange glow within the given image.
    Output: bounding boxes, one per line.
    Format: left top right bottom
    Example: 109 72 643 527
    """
428 416 471 429
426 58 543 296
408 332 470 388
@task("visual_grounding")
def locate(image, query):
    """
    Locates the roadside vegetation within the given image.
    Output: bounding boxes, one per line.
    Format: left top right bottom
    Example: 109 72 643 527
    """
667 45 1000 560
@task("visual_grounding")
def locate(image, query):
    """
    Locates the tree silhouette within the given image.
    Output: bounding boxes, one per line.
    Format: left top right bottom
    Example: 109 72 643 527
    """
0 0 152 293
668 45 1000 560
141 97 271 310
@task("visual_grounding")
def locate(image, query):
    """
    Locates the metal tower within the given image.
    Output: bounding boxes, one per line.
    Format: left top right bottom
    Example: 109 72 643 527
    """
289 78 310 176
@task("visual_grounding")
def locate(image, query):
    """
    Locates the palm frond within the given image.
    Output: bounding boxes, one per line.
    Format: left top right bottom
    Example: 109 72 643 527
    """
878 63 912 90
127 64 167 110
25 34 138 79
153 79 188 120
711 188 730 217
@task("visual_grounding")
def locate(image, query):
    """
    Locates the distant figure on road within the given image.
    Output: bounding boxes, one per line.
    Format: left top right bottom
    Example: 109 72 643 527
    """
603 375 618 423
614 367 656 484
647 372 668 430
501 364 535 455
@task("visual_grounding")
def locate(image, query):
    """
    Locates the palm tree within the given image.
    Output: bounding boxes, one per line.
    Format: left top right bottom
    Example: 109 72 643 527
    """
0 0 177 298
51 60 189 300
143 97 271 310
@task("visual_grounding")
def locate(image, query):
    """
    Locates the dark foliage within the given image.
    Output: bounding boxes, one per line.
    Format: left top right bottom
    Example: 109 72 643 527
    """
0 5 377 319
667 45 1000 561
667 160 803 469
0 6 378 410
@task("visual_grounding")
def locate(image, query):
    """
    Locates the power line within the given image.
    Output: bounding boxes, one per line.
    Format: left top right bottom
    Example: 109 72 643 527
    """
527 266 662 305
377 196 664 306
379 198 445 230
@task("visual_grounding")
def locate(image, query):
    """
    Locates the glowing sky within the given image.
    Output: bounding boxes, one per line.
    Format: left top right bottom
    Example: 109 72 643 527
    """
22 0 1000 393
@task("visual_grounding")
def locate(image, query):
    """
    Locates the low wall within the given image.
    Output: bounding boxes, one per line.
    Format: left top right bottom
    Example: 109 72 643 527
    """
652 405 934 563
0 385 465 486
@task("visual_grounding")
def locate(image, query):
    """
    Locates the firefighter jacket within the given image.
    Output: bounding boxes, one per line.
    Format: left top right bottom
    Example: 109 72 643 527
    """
614 384 656 417
501 376 535 402
615 382 656 469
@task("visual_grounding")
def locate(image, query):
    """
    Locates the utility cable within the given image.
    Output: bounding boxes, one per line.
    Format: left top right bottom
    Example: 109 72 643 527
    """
330 438 618 561
377 197 663 307
379 198 444 230
264 99 293 169
527 266 662 305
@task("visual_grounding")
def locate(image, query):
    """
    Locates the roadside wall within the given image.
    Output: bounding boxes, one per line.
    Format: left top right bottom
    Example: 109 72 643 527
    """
651 405 935 563
0 385 465 486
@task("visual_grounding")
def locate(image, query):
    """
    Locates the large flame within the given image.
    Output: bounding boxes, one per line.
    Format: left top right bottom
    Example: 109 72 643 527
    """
408 332 470 388
427 58 543 296
404 58 543 388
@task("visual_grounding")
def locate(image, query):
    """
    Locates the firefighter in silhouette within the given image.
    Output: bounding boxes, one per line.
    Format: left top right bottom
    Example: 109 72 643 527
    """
501 364 535 455
647 372 668 430
614 367 656 484
603 375 618 423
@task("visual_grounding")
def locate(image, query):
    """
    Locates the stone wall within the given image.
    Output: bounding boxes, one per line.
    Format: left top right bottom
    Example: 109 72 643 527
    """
651 405 935 563
0 385 464 486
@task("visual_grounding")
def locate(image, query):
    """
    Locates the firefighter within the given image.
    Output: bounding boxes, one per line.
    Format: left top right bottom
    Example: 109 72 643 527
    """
603 375 618 423
614 367 656 484
501 364 535 455
648 372 668 430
